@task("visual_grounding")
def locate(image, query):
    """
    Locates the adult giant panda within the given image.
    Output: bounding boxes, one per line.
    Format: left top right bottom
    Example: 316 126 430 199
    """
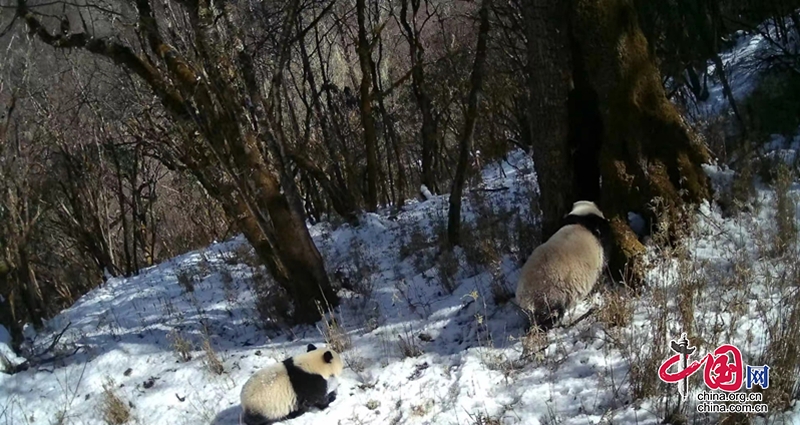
240 343 344 424
515 200 611 330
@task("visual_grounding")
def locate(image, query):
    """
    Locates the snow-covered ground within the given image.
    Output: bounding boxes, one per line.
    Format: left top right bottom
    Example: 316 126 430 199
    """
2 143 798 425
2 29 800 425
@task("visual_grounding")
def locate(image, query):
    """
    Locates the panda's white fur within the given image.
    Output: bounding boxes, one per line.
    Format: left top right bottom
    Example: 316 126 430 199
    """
240 344 344 425
515 200 610 329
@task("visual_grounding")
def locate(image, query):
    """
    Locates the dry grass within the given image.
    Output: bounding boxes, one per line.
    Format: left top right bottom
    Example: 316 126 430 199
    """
316 303 352 353
516 324 549 365
99 378 132 425
596 287 633 328
757 269 800 410
397 326 423 358
465 410 503 425
772 162 797 256
410 399 434 417
598 168 800 423
167 329 193 362
201 335 224 375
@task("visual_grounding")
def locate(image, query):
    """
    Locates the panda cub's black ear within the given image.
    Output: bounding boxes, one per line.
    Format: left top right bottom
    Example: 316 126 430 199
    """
307 344 317 352
323 351 334 364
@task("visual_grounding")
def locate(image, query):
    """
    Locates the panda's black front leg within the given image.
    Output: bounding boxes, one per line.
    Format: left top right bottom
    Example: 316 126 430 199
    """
315 390 336 409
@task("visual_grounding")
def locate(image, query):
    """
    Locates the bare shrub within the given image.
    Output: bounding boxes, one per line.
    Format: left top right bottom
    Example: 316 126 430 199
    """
410 399 434 417
342 351 370 377
437 248 460 294
510 180 541 267
175 268 196 293
99 378 132 425
167 329 193 362
398 221 430 261
250 267 291 329
336 238 378 296
460 189 512 273
488 261 514 305
226 244 261 268
219 268 237 304
195 251 213 278
722 154 758 216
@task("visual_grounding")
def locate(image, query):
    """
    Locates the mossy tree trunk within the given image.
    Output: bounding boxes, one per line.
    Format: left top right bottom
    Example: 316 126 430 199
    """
569 0 712 284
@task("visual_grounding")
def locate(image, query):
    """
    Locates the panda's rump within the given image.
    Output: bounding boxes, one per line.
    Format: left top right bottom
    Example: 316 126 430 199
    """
515 225 603 314
543 226 602 279
240 366 298 421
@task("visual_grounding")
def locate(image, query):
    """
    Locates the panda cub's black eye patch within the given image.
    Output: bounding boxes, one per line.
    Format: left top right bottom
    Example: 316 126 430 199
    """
307 344 317 352
323 351 333 363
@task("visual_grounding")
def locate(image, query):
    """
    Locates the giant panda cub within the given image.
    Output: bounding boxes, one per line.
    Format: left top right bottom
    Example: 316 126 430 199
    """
240 343 344 424
515 200 611 330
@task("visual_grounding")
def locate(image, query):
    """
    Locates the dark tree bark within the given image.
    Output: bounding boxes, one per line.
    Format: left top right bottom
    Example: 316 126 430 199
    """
570 0 712 284
356 0 380 212
447 0 491 247
522 0 575 241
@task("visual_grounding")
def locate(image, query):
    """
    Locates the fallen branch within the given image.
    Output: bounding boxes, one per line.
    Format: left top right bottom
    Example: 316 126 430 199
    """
474 186 509 192
8 321 72 374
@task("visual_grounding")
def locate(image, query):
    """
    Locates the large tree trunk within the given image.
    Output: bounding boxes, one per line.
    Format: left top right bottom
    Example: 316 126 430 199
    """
523 0 575 241
447 0 491 247
570 0 712 284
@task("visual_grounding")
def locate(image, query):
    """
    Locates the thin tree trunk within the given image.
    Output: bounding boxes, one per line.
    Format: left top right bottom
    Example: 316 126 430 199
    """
370 27 406 208
399 0 438 194
447 0 491 247
356 0 380 212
